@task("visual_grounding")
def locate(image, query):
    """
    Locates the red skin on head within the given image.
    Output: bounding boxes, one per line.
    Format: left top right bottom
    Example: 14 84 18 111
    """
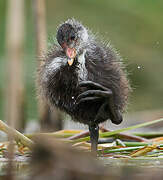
61 43 76 59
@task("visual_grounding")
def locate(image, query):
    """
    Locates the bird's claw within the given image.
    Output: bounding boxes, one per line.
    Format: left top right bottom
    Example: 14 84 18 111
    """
77 81 111 104
78 81 109 91
76 90 112 104
76 96 101 105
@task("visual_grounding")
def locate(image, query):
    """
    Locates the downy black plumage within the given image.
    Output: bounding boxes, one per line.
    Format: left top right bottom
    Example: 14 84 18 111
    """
37 18 130 152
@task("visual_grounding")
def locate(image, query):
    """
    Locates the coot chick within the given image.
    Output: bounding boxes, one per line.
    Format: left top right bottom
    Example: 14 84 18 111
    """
37 18 130 152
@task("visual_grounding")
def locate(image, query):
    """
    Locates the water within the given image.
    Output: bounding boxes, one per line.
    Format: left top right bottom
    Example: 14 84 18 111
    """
100 156 163 168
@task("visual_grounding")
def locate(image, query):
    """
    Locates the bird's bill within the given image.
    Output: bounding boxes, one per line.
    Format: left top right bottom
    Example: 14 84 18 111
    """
66 48 76 66
67 59 74 66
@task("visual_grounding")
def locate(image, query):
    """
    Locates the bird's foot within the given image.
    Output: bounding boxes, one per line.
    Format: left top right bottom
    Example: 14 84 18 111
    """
77 81 123 125
77 81 112 103
78 81 109 91
76 89 112 104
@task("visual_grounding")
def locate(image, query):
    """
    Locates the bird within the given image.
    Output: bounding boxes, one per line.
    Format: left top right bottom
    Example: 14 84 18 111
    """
37 18 130 152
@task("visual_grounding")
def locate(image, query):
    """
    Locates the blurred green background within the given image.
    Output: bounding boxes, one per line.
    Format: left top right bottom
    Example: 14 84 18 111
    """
0 0 163 121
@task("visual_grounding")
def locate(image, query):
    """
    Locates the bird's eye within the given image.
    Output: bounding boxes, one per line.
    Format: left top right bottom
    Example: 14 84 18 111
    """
70 35 75 40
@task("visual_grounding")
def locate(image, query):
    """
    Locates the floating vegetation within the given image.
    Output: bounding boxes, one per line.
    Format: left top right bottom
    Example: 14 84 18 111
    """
0 118 163 164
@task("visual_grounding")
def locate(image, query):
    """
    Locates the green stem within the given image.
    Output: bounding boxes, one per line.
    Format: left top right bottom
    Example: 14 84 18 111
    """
117 141 150 147
72 118 163 143
99 146 144 154
101 118 163 138
133 132 163 138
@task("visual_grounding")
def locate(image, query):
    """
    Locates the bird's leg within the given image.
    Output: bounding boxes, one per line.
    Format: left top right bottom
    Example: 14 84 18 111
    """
94 102 109 123
77 81 122 124
76 81 123 152
89 123 99 152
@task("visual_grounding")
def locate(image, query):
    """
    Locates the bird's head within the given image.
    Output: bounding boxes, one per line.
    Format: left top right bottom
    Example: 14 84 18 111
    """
57 19 88 66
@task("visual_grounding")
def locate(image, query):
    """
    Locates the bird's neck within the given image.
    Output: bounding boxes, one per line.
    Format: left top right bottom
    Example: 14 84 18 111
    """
76 49 88 81
77 49 86 65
